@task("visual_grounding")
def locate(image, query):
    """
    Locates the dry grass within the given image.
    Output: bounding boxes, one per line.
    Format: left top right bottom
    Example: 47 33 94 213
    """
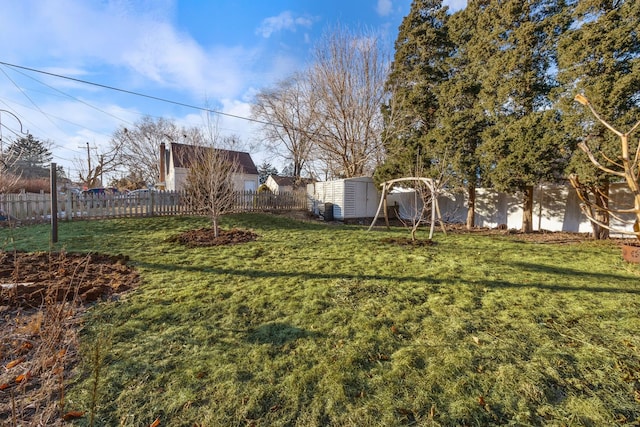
0 249 138 426
0 253 86 425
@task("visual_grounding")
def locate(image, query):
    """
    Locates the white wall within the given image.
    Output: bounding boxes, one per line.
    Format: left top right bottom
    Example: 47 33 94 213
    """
166 167 257 193
309 180 637 236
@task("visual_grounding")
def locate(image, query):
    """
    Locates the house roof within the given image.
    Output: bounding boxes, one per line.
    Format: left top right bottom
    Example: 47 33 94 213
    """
269 175 315 188
170 143 258 175
270 175 296 187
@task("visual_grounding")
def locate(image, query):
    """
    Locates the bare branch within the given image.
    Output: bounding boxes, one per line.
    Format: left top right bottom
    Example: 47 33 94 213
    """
111 116 184 185
577 142 625 178
251 73 316 179
570 93 640 239
575 95 624 137
577 203 640 236
183 118 242 237
306 25 389 178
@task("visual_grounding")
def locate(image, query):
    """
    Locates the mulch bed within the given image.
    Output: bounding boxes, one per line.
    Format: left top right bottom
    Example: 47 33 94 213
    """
169 227 258 247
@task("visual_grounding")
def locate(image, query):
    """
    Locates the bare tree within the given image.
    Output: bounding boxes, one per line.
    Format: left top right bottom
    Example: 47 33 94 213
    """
0 110 26 193
0 159 20 194
111 116 184 185
307 25 389 178
0 141 20 193
251 72 316 179
74 143 121 188
183 119 241 238
572 95 640 239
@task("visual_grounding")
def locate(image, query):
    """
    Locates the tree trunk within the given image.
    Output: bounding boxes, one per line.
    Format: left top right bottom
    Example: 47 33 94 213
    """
466 185 476 230
213 217 220 238
521 186 534 233
592 181 610 240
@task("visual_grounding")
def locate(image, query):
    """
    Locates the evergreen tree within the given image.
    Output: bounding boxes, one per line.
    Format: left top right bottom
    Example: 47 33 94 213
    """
3 134 53 179
557 0 640 238
428 1 489 228
477 0 571 232
257 161 279 184
376 0 451 181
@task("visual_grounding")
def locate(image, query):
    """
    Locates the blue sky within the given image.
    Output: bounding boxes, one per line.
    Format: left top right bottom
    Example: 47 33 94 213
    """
0 0 466 180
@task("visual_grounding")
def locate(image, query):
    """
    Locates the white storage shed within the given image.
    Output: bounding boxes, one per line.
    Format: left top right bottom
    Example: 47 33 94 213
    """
308 177 379 221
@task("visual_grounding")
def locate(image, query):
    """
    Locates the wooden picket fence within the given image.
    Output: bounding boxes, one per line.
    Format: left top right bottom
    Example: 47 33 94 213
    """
0 190 308 224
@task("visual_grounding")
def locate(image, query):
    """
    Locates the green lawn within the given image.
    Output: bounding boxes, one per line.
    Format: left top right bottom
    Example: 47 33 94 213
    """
2 214 639 426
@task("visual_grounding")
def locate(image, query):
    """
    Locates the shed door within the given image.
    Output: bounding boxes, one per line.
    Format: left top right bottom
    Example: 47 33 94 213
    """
344 182 356 218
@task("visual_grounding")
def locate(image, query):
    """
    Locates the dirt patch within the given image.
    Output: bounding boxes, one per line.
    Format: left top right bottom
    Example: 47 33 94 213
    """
379 223 639 247
443 224 621 244
0 251 139 425
169 227 259 247
0 252 139 308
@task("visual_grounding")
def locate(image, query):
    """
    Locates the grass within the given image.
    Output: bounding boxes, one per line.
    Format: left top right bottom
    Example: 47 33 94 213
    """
1 213 639 426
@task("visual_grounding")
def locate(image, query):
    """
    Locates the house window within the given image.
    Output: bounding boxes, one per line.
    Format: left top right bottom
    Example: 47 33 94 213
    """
244 180 257 192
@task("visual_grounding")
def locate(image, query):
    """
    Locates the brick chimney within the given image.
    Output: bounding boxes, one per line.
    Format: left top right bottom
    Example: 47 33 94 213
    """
159 142 166 188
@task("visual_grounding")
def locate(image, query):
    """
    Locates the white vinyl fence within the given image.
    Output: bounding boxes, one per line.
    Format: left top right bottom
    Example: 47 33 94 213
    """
0 190 307 224
388 182 636 236
309 178 637 236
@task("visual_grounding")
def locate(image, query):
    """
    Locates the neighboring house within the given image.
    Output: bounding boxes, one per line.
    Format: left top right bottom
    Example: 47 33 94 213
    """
264 175 313 194
159 142 259 192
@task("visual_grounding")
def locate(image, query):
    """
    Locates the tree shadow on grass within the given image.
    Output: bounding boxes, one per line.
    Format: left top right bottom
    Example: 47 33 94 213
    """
512 261 639 284
135 261 640 295
245 322 321 346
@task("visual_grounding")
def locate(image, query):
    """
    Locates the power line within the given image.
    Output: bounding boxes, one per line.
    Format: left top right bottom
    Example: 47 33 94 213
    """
0 65 62 132
0 60 272 127
2 64 135 127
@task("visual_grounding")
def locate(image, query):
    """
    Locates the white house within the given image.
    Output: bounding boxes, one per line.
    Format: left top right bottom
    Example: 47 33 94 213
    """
265 175 296 193
159 142 259 192
265 175 314 194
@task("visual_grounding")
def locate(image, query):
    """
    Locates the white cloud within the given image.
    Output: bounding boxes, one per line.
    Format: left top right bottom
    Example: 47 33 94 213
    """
376 0 393 16
1 1 261 101
444 0 468 12
0 0 346 176
256 11 314 38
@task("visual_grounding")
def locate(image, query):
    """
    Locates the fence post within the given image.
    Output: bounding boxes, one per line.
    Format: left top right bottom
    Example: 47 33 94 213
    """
65 193 73 221
50 163 58 243
149 191 154 216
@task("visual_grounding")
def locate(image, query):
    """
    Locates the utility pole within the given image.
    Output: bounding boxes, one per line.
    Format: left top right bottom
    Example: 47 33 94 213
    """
78 141 92 188
100 154 104 185
86 142 91 172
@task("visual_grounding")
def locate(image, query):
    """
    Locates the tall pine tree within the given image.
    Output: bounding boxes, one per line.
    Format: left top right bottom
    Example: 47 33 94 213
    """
428 1 490 228
477 0 571 232
377 0 452 183
557 0 640 239
3 134 53 179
